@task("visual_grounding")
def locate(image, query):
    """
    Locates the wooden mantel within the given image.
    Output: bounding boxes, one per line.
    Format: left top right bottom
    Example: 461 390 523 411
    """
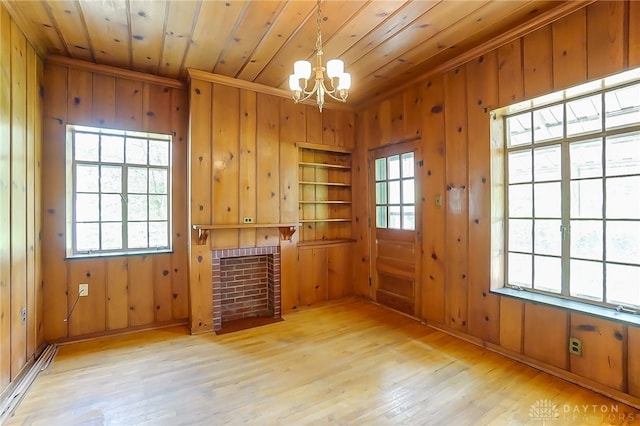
192 223 299 245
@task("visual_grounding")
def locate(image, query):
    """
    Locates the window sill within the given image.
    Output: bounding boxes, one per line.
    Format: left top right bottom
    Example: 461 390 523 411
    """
66 249 173 260
492 287 640 327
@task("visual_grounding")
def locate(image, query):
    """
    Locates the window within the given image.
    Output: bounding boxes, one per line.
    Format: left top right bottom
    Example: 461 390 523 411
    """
498 68 640 309
375 152 415 230
66 125 172 256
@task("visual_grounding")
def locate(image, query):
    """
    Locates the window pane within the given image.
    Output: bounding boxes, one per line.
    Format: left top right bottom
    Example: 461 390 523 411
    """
508 184 532 218
401 152 414 178
570 138 603 179
570 179 602 218
75 132 99 161
533 256 561 293
606 176 640 219
570 259 603 301
388 155 400 179
606 132 640 177
402 179 414 204
101 194 122 221
128 167 148 193
389 180 400 204
149 222 168 247
101 222 122 250
507 112 532 146
534 145 561 182
534 219 561 256
570 220 603 260
149 168 167 194
508 252 532 287
149 140 169 166
533 104 563 142
76 193 99 221
508 150 532 184
128 194 148 221
375 158 386 181
128 222 148 249
534 182 561 217
76 164 99 192
402 205 415 231
607 264 640 307
389 206 401 229
376 206 387 228
605 83 640 129
508 219 532 253
567 94 602 136
376 182 387 204
101 135 124 163
126 137 148 164
606 220 640 264
149 195 168 221
100 166 122 193
76 222 99 251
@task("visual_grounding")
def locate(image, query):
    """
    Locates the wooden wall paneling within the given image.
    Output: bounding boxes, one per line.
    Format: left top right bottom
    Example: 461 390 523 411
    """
0 5 11 391
188 79 213 333
280 99 304 312
255 93 280 242
569 312 624 391
404 84 422 140
298 248 328 306
377 99 391 146
499 297 523 353
444 67 469 333
522 26 553 100
586 1 624 80
314 152 329 240
25 45 38 359
351 109 370 298
343 111 355 151
105 258 128 331
629 1 640 68
239 89 257 248
170 88 189 320
143 82 172 134
466 52 500 344
42 64 69 342
497 40 524 107
321 108 338 147
328 244 352 299
551 9 587 91
421 76 446 325
306 106 322 145
300 148 316 242
67 259 106 337
91 74 116 130
127 255 155 327
629 325 640 397
34 51 44 351
388 92 404 144
153 254 173 323
67 68 93 125
211 84 240 249
523 303 568 370
10 19 27 379
115 78 144 131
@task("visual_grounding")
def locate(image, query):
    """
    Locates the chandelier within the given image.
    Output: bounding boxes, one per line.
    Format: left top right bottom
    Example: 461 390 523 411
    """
288 0 351 112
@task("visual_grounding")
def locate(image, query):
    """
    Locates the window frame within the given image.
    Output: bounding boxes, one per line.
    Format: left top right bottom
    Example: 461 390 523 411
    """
65 125 173 258
491 67 640 312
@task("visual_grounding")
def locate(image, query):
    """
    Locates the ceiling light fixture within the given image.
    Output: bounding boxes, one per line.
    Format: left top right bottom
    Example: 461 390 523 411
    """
288 0 351 112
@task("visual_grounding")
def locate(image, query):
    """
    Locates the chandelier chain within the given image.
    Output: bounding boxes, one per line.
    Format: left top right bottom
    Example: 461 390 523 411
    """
315 0 322 55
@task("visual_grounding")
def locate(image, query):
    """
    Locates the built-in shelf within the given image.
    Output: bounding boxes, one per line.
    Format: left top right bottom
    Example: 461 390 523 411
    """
298 161 351 170
192 223 299 245
299 218 351 223
297 238 356 248
299 181 351 187
298 200 351 204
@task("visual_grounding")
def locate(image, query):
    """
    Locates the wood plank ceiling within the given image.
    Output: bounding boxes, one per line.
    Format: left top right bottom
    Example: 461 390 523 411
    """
6 0 573 106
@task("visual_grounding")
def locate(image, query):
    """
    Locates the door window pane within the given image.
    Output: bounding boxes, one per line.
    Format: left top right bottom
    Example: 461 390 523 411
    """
402 206 415 231
375 158 386 181
376 182 387 204
376 206 387 228
388 155 400 179
388 181 400 204
402 179 414 204
389 206 401 229
401 153 414 177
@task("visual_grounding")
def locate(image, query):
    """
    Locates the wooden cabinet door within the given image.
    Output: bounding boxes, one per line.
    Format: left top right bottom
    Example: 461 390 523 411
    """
298 247 328 306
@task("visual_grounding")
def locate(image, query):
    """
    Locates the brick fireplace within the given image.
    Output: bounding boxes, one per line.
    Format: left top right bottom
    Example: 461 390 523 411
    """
211 246 281 331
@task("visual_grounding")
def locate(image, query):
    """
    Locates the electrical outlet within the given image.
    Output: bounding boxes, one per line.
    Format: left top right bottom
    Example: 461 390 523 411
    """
79 283 89 297
569 337 582 356
243 217 254 224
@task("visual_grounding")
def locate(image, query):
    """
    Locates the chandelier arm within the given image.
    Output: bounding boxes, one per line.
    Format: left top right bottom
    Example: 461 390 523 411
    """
295 79 323 103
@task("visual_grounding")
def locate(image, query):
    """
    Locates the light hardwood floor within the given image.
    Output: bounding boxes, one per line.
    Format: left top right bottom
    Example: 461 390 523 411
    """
6 299 640 425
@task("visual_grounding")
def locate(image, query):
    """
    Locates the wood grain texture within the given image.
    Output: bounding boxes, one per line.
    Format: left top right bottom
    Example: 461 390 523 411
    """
586 1 624 80
497 40 523 107
629 326 640 397
7 300 640 425
552 9 587 90
523 26 553 99
523 303 568 370
499 297 523 353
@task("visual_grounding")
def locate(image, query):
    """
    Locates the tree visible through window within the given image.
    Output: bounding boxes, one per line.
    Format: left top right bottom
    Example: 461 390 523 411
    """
67 125 172 256
500 68 640 309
